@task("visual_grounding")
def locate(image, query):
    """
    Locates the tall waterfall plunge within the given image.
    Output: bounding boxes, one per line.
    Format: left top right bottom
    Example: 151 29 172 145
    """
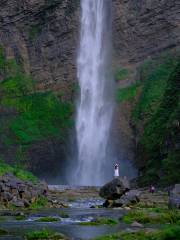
74 0 114 186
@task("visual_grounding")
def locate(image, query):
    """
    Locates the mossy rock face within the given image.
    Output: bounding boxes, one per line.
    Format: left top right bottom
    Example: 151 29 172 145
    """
79 217 118 226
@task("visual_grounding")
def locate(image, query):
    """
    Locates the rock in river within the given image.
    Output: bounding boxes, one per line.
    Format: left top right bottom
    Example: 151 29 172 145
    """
99 177 130 200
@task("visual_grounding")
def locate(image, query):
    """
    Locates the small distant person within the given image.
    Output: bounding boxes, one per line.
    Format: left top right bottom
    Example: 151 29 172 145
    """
114 163 119 178
149 185 155 194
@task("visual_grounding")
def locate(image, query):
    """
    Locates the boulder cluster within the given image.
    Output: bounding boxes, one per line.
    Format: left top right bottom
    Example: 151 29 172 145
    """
99 177 140 208
0 173 48 208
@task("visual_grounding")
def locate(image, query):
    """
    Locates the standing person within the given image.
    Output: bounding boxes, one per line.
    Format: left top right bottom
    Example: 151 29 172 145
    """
149 185 155 194
114 164 119 178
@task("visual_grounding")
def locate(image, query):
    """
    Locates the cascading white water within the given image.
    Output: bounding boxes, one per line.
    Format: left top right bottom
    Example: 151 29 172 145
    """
75 0 114 186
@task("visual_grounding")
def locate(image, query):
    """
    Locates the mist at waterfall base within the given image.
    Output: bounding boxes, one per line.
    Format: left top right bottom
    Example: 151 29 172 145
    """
63 0 137 186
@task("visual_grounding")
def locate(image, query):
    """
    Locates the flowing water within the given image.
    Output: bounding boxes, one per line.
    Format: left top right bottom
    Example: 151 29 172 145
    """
0 208 127 240
75 0 114 185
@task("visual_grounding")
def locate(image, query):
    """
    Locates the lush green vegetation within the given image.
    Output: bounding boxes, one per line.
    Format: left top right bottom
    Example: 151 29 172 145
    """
0 46 72 169
79 217 118 226
29 196 48 209
132 53 180 186
116 82 141 102
94 225 180 240
121 209 180 224
35 216 60 222
0 161 37 183
25 229 65 240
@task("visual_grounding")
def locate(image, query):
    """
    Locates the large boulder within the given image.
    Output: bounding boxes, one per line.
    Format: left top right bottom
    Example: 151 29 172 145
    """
168 184 180 209
99 177 130 200
113 190 141 207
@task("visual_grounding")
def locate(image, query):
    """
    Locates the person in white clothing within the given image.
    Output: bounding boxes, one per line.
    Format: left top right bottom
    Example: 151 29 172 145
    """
114 163 119 178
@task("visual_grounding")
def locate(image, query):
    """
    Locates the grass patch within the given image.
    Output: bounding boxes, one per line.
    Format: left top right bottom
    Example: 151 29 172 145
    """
121 209 180 224
29 196 48 209
35 216 60 222
116 83 141 103
25 229 65 240
94 225 180 240
79 217 118 226
0 161 37 184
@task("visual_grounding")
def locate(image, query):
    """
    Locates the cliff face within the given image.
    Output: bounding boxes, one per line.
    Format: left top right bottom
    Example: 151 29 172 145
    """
0 0 79 100
112 0 180 64
0 0 179 182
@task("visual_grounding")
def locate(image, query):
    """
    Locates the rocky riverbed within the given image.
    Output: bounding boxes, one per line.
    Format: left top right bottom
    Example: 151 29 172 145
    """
0 175 179 240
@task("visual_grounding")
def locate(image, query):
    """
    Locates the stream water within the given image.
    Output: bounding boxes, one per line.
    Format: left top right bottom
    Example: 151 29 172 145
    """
0 207 127 239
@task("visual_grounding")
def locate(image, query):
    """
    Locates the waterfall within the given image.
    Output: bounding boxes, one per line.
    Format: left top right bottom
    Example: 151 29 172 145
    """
74 0 114 186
